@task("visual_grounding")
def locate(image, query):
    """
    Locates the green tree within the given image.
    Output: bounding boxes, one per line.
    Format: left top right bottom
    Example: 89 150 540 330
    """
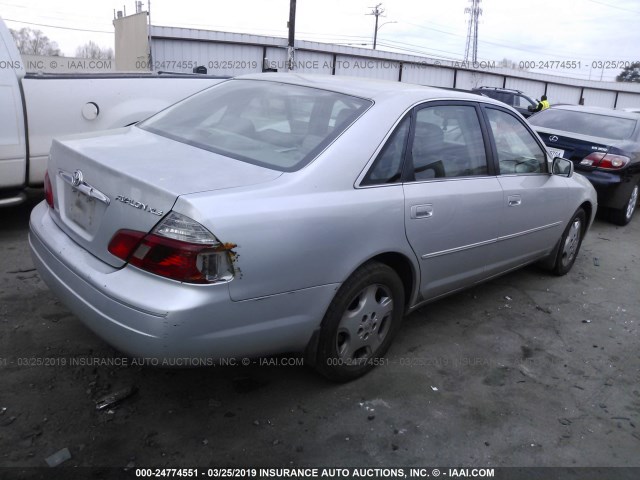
9 27 61 56
616 62 640 82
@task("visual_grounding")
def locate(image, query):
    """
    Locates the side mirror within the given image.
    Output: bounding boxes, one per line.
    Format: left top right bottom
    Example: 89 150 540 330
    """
552 157 573 177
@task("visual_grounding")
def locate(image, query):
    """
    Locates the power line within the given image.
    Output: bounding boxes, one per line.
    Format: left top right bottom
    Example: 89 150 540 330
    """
584 0 640 14
3 18 113 34
0 3 116 29
391 18 638 62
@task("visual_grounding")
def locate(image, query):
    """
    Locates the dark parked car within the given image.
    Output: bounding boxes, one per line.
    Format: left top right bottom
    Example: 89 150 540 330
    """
472 87 538 118
529 105 640 225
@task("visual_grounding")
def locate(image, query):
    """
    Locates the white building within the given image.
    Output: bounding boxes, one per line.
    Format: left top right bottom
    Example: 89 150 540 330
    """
112 12 640 108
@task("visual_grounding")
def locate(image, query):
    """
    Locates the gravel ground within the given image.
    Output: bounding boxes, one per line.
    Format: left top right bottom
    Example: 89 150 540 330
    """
0 190 638 473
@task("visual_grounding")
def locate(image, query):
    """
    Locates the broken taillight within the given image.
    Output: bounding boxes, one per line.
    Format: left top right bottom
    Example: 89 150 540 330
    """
108 212 235 284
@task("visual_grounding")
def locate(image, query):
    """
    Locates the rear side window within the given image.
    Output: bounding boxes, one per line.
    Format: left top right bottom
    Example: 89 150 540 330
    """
483 90 513 106
486 108 546 174
410 105 488 180
361 116 410 186
140 80 372 172
529 109 637 141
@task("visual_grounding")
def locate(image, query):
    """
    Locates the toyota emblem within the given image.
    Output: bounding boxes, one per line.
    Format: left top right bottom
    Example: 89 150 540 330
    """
72 170 84 187
549 135 559 142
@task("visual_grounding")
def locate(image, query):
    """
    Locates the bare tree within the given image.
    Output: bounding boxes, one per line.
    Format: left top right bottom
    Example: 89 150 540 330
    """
75 41 113 60
499 58 518 70
9 27 61 56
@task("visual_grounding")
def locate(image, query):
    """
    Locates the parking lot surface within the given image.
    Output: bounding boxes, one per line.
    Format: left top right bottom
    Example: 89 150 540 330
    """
1 191 639 469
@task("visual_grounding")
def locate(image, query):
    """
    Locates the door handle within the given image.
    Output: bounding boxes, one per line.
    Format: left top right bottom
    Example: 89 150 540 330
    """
508 195 522 207
411 204 433 219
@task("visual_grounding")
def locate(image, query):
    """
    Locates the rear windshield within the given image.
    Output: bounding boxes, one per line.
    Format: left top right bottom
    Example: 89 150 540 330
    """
529 109 637 141
139 79 372 171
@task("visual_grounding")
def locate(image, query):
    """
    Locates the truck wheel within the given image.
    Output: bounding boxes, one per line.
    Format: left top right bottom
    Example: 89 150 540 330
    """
553 208 586 276
610 182 638 226
314 262 404 382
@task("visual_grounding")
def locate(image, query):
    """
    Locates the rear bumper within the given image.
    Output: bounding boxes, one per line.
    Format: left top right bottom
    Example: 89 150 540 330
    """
29 201 338 361
577 169 621 188
576 169 638 210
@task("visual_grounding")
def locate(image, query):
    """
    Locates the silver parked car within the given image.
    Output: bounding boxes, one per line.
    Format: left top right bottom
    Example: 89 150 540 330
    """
30 74 597 381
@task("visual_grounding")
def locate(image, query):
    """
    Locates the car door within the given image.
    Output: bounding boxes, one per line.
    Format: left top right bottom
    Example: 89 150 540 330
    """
481 106 569 275
402 101 503 301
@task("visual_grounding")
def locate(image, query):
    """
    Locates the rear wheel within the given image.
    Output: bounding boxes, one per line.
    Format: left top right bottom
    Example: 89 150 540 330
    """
610 182 638 226
314 262 404 382
552 208 586 276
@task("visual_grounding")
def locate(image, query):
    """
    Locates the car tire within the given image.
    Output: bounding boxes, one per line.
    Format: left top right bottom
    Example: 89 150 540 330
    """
552 208 586 276
610 182 638 226
314 262 404 382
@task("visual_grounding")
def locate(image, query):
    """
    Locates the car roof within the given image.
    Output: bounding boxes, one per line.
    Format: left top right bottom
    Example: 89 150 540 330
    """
235 72 507 107
549 104 640 119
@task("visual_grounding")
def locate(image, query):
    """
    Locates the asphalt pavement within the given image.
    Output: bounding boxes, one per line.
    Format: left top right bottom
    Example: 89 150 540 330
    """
0 190 638 471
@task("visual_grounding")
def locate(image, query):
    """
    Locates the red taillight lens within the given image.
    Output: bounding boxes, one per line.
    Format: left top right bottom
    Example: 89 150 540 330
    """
44 171 54 208
108 213 235 284
107 229 146 260
130 233 214 283
580 152 630 170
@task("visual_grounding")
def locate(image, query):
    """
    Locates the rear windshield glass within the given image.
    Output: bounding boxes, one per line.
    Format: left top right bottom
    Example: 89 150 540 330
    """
529 109 637 141
139 79 372 171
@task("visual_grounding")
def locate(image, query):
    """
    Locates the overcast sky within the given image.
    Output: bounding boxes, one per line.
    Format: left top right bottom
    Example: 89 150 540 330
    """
2 0 639 81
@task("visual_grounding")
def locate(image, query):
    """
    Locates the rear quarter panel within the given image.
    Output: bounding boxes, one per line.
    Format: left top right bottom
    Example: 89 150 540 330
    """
174 100 421 302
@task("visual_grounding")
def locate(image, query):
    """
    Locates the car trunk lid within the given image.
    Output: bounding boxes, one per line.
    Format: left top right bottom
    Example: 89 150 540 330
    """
48 127 281 268
535 128 612 167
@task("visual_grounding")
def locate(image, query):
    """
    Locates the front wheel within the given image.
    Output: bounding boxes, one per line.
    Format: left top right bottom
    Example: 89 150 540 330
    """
552 208 586 276
314 262 405 382
610 182 638 226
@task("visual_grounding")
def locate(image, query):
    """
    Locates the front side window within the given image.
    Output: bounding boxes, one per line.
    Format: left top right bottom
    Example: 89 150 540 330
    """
486 108 547 174
410 105 488 180
140 80 372 172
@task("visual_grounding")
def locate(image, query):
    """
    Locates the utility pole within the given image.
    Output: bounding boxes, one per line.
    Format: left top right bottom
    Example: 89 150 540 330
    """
367 3 384 50
463 0 482 64
287 0 297 70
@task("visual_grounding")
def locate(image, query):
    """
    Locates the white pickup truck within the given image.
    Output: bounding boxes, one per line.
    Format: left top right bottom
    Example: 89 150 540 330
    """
0 18 224 206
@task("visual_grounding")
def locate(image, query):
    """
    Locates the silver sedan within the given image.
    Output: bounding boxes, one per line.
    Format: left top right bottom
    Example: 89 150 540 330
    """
29 74 597 381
